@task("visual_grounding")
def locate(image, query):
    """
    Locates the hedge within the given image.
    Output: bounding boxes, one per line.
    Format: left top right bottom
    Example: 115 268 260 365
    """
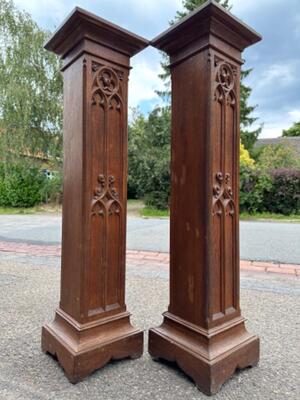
240 167 300 215
0 162 46 207
264 169 300 215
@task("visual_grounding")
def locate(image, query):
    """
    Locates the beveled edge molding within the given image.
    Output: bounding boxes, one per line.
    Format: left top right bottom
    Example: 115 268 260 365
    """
150 324 257 363
44 323 143 355
45 7 149 59
55 308 131 331
163 312 246 339
151 0 261 56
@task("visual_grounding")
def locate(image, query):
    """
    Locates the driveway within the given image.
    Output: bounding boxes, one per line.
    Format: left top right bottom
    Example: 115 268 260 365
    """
0 214 299 264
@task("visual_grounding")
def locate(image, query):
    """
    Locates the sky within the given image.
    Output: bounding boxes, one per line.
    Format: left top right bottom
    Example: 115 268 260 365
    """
14 0 300 138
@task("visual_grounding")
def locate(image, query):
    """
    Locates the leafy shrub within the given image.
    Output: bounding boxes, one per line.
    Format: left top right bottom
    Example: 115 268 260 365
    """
0 162 46 207
128 109 148 199
41 172 63 204
144 191 169 210
257 143 300 170
264 169 300 215
141 154 170 210
240 142 255 167
128 107 171 210
282 121 300 137
240 165 300 215
239 165 272 213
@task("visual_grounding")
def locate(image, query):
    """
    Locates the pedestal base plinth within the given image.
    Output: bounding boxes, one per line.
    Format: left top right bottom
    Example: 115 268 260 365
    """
42 308 143 383
148 313 259 396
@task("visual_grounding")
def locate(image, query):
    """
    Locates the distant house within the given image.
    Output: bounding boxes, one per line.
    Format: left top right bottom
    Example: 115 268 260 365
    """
254 137 300 156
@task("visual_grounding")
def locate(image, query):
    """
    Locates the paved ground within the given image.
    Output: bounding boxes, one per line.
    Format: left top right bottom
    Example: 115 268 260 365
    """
0 214 300 264
0 254 299 400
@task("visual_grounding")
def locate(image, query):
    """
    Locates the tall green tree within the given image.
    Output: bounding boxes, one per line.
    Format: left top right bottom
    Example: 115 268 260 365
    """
0 0 63 167
158 0 261 151
176 0 230 17
128 107 171 209
282 121 300 137
239 68 261 150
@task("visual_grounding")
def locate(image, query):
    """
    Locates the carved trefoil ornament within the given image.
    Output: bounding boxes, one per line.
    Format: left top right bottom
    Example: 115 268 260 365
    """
214 59 237 106
91 174 122 217
212 55 237 218
89 61 124 217
91 64 123 111
212 172 235 217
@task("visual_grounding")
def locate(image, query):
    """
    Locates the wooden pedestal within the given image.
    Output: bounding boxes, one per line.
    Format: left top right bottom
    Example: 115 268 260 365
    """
41 8 148 383
149 1 262 395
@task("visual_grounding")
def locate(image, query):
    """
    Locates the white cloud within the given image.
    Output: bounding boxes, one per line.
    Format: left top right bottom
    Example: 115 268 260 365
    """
128 51 165 109
261 124 287 139
288 109 300 122
258 109 300 139
130 0 182 13
230 0 282 14
295 14 300 37
258 64 296 88
14 0 183 33
14 0 71 26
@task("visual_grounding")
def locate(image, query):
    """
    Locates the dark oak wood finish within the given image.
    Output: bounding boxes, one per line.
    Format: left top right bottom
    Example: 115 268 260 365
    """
41 8 148 383
149 1 262 395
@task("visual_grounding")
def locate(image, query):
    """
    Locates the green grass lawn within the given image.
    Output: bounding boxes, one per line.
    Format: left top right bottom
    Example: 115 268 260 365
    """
140 205 300 222
141 207 170 218
0 207 36 214
0 204 61 215
239 212 300 222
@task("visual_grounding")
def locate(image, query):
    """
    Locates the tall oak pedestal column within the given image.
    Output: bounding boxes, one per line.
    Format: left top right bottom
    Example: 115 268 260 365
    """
149 1 262 395
41 8 148 383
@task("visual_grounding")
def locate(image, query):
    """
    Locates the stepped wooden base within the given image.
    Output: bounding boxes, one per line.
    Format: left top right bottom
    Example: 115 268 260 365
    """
42 308 143 383
149 312 259 396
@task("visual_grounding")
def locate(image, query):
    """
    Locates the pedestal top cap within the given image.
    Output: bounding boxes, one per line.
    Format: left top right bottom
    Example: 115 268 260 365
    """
45 7 149 58
151 0 261 55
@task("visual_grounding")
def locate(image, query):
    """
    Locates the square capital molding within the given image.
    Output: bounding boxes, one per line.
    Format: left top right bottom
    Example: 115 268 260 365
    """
151 0 261 56
45 7 149 59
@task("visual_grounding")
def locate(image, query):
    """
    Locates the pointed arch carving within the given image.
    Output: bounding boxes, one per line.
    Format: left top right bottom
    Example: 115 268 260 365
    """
212 172 235 217
211 54 239 318
212 57 237 217
87 59 126 317
91 175 122 218
214 59 237 107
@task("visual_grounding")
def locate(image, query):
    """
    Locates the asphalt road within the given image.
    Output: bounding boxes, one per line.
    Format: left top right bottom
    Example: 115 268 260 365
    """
0 214 299 264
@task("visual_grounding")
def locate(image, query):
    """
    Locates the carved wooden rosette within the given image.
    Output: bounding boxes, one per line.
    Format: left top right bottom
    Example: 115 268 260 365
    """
149 1 261 395
41 8 148 383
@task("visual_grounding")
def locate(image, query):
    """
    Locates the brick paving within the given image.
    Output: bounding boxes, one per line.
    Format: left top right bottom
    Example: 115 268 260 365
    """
0 240 299 277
